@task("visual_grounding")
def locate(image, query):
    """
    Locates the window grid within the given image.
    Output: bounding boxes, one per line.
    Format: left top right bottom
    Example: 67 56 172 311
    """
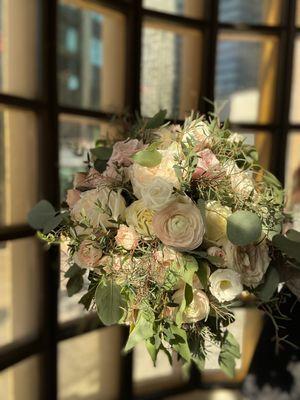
0 0 298 399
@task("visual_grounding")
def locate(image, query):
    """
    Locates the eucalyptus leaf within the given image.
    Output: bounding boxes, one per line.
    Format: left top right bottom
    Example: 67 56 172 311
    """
95 280 125 326
28 200 56 230
90 146 113 160
256 263 280 302
273 234 300 262
132 148 162 168
145 109 167 129
227 210 262 246
66 275 84 297
43 214 63 234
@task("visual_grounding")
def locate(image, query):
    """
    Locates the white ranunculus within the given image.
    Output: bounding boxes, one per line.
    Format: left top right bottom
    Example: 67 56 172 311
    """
71 188 126 229
141 176 175 211
173 287 210 323
223 240 270 288
209 268 243 303
129 143 181 199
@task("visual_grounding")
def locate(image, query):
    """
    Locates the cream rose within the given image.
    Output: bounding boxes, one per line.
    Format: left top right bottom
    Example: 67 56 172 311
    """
73 240 102 268
129 143 181 199
152 197 205 251
173 287 210 323
125 199 155 236
205 201 231 245
71 188 126 229
223 240 270 288
141 177 175 211
225 161 256 198
115 225 139 250
209 268 243 303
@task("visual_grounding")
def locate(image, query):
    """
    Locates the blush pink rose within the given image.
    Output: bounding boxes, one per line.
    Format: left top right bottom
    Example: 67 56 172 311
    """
115 224 140 250
66 189 81 208
73 172 88 188
192 148 220 180
108 139 144 168
73 240 103 268
152 197 205 251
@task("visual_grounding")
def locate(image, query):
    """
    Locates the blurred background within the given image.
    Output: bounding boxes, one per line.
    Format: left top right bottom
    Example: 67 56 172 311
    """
0 0 300 399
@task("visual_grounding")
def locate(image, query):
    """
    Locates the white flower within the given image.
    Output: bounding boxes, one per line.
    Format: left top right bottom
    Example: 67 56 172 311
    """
227 133 244 144
223 240 270 288
125 199 155 236
173 287 210 323
207 246 226 266
71 188 126 229
115 225 139 250
182 120 212 151
141 176 175 211
224 161 256 198
205 201 231 245
73 240 102 268
129 143 181 199
209 268 243 302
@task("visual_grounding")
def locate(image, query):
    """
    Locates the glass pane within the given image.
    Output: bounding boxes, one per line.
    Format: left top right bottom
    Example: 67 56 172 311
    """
0 238 41 346
290 36 300 123
285 132 300 228
141 22 202 119
215 33 278 123
0 0 40 98
219 0 282 26
0 108 38 226
143 0 203 19
58 328 121 400
0 356 40 400
58 1 126 112
133 342 184 395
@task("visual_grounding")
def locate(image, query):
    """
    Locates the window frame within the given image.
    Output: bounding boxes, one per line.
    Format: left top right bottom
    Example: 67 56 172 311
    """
0 0 299 399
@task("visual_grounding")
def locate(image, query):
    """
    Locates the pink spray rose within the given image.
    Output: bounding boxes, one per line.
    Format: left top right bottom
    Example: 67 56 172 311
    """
192 148 220 180
66 189 81 208
108 139 144 168
73 240 103 268
115 224 140 250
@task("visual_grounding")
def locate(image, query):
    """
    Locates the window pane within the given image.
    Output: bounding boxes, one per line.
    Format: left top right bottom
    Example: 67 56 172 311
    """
141 22 202 119
0 0 40 98
0 238 41 346
238 131 272 169
290 36 300 123
133 342 184 395
285 132 300 227
58 1 126 112
0 108 38 226
58 328 121 400
215 33 278 123
143 0 203 19
218 0 282 26
0 356 40 400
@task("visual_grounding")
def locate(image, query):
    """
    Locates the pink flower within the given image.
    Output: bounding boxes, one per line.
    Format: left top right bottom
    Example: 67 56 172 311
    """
73 172 87 188
108 139 144 168
66 189 81 208
73 240 103 268
115 225 140 250
192 148 220 180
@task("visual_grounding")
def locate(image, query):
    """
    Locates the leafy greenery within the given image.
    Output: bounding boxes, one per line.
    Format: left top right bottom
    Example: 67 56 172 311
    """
218 331 240 378
95 279 125 326
65 264 86 297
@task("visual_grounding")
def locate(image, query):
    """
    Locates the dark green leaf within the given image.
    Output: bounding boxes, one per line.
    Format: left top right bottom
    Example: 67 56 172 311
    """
94 159 108 173
43 214 63 234
273 234 300 262
184 284 193 307
79 288 96 310
65 264 86 278
286 229 300 243
66 275 84 297
28 200 56 230
95 280 125 326
227 210 262 246
196 260 209 289
90 147 113 160
145 109 167 129
256 263 280 302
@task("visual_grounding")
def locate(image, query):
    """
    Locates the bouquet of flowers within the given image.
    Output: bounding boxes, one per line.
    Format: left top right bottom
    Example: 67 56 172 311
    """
29 110 300 377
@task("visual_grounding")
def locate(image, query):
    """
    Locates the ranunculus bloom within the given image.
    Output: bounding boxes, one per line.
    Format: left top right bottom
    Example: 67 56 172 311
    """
66 189 81 209
223 240 270 288
205 201 231 245
125 199 155 236
108 139 144 167
192 149 220 179
141 176 175 211
115 224 139 250
129 143 181 199
152 197 205 251
73 240 102 268
173 287 210 323
71 188 126 230
209 268 243 303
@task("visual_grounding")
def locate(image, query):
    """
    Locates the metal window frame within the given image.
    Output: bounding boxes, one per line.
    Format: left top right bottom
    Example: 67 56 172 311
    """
0 0 298 399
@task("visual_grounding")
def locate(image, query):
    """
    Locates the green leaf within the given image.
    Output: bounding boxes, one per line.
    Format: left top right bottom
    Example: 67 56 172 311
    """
66 275 84 297
273 234 300 262
263 170 282 189
184 284 193 307
79 289 95 310
256 262 280 302
169 325 191 362
95 280 125 326
65 264 86 278
90 146 113 160
43 214 63 234
196 260 209 289
286 229 300 243
124 309 154 352
181 256 198 286
192 355 205 371
197 198 206 227
132 148 162 168
94 159 108 173
227 210 262 246
218 331 240 378
219 352 236 378
224 332 241 358
145 337 159 366
175 296 186 326
145 109 167 129
28 200 56 230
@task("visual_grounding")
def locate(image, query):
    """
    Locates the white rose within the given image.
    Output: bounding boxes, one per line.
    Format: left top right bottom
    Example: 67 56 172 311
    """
209 269 243 303
225 161 256 198
71 188 126 230
115 225 139 250
73 240 102 268
223 240 270 288
173 287 210 323
130 143 181 199
141 177 175 211
125 199 155 236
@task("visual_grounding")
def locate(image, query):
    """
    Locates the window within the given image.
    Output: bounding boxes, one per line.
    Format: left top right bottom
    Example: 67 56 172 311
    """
0 1 299 400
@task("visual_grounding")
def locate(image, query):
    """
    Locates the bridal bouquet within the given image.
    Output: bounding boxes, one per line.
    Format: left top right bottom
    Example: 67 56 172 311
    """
29 111 300 377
